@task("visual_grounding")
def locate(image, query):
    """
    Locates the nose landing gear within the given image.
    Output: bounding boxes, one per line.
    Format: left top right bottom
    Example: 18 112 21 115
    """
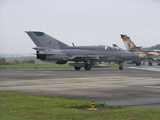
119 66 123 70
119 62 123 70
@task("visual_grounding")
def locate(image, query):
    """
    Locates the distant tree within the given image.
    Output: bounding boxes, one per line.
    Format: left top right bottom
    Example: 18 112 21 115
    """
22 59 27 63
142 44 160 51
0 57 6 65
14 60 20 64
22 59 35 64
27 59 35 64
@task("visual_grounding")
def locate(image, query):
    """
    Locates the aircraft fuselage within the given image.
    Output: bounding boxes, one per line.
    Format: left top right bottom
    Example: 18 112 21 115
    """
37 46 139 63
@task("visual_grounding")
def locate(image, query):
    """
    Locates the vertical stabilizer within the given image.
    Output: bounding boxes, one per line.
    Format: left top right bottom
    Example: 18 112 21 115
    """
121 34 141 52
25 31 69 49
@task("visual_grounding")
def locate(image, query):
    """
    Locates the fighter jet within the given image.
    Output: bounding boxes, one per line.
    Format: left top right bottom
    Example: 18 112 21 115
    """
26 31 141 70
121 34 160 66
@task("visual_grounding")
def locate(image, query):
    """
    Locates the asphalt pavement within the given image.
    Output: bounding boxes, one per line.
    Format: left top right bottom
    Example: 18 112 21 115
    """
0 66 160 109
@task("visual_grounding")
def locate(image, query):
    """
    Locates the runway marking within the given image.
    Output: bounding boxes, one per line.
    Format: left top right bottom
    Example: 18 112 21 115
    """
128 66 160 72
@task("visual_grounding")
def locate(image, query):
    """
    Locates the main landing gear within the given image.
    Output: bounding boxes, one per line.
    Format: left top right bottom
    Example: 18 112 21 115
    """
84 64 92 70
147 58 152 66
73 61 124 71
74 66 81 70
148 61 152 66
136 61 141 66
74 63 92 71
73 59 92 71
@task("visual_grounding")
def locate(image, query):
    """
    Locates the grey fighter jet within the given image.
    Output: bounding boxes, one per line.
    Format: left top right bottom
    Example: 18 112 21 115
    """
26 31 141 70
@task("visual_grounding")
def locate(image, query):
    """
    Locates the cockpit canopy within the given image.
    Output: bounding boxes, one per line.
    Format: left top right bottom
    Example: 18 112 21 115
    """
100 45 124 51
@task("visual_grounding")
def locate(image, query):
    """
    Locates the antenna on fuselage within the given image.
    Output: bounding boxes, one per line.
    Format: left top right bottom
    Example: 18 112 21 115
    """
72 42 75 47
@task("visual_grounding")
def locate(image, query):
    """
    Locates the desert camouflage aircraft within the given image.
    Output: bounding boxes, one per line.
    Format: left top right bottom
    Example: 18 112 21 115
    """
26 31 142 70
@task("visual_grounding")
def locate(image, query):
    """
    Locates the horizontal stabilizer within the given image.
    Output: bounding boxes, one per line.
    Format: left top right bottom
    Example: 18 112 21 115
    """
148 52 159 55
34 53 55 55
33 47 52 51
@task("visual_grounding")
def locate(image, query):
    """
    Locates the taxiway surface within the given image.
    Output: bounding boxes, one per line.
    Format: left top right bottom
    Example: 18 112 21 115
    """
0 66 160 109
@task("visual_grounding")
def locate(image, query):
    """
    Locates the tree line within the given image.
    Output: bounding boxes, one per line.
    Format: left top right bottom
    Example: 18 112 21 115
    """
0 58 35 65
142 44 160 51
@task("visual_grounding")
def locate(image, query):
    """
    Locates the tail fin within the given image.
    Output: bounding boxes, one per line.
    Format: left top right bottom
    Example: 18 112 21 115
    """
25 31 69 49
120 34 141 52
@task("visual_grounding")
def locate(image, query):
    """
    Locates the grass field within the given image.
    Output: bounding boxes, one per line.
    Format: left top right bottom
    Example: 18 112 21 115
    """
1 92 160 120
0 63 73 69
0 62 118 69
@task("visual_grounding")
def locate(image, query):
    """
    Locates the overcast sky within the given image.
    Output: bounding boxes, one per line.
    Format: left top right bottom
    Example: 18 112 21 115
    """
0 0 160 54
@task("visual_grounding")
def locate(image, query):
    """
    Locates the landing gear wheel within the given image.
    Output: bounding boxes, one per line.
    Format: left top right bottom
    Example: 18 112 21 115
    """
149 62 152 66
136 62 141 66
74 66 81 70
84 64 92 71
136 63 139 66
158 63 160 66
119 66 123 70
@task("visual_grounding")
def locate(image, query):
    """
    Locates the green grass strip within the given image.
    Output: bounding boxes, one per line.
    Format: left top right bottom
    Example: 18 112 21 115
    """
0 63 119 69
0 92 160 120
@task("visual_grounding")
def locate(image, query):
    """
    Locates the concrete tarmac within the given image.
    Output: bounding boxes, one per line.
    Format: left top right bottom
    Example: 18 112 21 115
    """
0 66 160 109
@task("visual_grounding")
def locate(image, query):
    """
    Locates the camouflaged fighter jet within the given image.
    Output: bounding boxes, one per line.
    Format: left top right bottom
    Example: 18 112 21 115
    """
26 31 141 70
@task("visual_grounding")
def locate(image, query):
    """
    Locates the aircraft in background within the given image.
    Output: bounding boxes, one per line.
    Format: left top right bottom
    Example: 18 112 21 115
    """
26 31 142 70
121 34 160 66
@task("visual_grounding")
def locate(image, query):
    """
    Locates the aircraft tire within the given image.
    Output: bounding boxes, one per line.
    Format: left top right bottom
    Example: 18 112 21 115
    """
149 62 152 66
119 66 123 70
74 66 81 70
136 62 141 66
84 64 92 71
